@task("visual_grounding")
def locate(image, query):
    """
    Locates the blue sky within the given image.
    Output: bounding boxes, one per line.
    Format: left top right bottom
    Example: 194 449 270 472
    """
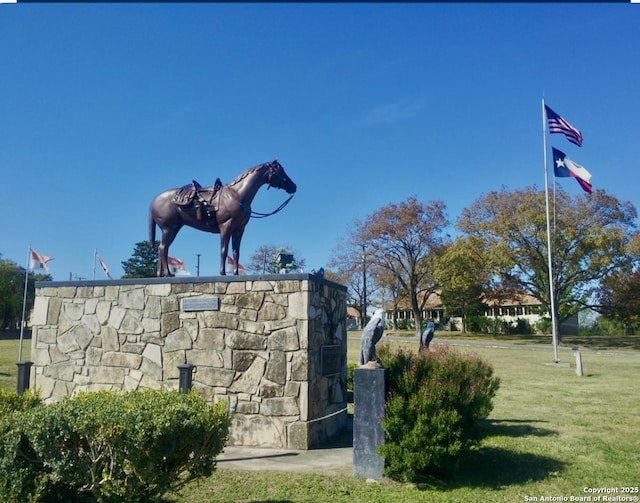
1 3 639 280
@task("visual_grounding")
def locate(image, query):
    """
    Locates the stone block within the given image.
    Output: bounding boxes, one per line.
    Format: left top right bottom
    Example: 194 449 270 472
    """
187 349 224 367
268 326 300 351
227 414 285 448
140 343 161 366
194 367 235 387
96 301 112 325
353 367 386 480
62 302 84 321
227 331 266 350
165 328 192 352
230 357 266 394
236 292 265 310
258 301 287 322
103 351 142 369
31 297 49 326
266 351 287 385
261 397 299 416
194 328 226 350
91 366 126 384
145 283 171 297
101 326 120 351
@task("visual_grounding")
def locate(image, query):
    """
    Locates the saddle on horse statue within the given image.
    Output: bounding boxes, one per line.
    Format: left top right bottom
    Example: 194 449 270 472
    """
173 178 223 220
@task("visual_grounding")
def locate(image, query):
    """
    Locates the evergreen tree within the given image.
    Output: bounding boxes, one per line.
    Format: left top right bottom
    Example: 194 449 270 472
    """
121 241 159 278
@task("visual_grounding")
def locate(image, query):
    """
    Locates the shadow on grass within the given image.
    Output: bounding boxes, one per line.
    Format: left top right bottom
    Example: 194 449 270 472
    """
417 418 564 490
448 445 566 490
478 418 557 438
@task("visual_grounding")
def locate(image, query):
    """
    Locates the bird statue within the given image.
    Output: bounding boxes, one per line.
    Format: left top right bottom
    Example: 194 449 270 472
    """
359 308 385 366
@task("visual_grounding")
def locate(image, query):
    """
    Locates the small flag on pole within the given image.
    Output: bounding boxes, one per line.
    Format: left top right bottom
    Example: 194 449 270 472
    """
545 105 583 147
168 256 187 275
227 256 246 273
29 249 54 272
552 147 592 194
97 254 112 279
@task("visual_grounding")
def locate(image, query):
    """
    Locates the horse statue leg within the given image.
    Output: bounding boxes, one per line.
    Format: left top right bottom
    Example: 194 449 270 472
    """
230 230 245 276
158 226 181 277
219 229 231 276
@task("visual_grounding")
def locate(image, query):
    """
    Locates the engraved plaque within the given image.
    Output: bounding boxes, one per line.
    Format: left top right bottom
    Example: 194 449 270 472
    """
321 345 342 376
181 297 220 312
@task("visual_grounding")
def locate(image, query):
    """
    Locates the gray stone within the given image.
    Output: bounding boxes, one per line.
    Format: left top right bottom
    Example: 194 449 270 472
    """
268 326 300 351
230 357 266 394
266 351 287 385
142 344 162 366
261 397 299 416
62 302 84 321
195 367 235 387
227 332 266 350
236 292 265 310
232 351 257 372
103 352 142 369
165 328 192 352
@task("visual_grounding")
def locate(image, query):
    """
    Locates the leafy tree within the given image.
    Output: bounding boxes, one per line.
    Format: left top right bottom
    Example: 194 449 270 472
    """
246 245 305 274
327 237 380 328
597 269 640 332
121 241 159 278
457 186 639 337
434 236 490 333
352 197 450 337
0 256 50 330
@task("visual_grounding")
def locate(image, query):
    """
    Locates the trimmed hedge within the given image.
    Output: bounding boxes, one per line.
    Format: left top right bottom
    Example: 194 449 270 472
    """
377 345 500 482
0 389 231 503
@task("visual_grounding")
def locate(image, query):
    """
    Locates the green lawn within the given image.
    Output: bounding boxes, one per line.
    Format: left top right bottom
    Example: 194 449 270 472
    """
2 336 639 503
171 338 640 502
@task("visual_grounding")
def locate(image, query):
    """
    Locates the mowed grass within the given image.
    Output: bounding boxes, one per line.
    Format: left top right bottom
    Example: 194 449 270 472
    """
0 338 30 392
2 336 639 502
173 338 640 502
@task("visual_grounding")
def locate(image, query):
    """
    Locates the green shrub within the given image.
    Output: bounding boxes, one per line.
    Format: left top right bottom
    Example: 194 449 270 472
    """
377 345 500 482
346 361 358 391
0 389 231 503
0 389 44 502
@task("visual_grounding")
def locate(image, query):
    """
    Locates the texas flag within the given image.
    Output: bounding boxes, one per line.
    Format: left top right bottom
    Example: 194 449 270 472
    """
30 249 54 272
552 148 593 194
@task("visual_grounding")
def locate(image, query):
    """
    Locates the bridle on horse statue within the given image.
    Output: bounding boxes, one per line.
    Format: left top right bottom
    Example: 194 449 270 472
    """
250 161 294 218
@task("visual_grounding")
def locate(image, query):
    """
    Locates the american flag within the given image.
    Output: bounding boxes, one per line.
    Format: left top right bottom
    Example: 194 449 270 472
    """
545 104 583 147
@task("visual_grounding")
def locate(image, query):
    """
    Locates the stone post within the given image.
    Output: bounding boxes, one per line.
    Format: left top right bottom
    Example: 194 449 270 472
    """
353 366 387 480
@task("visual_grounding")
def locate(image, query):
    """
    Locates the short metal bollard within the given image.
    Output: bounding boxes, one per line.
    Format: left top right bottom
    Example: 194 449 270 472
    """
573 348 583 377
178 363 195 393
16 361 33 396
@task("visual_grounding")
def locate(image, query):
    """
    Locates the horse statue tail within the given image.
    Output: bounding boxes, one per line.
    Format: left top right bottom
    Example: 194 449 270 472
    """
149 209 156 245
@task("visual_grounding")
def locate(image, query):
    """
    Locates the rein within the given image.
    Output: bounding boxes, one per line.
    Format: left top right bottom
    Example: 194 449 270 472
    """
250 193 295 218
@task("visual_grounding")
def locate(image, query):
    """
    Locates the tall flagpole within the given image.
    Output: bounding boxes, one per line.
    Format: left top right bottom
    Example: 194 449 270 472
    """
18 245 31 362
542 98 560 362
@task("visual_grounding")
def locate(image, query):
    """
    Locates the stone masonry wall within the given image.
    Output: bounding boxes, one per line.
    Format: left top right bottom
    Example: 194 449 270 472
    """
30 274 347 449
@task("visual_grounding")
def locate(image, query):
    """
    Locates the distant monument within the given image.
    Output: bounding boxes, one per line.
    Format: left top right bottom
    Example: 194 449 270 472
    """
358 308 385 367
354 308 387 480
149 160 296 277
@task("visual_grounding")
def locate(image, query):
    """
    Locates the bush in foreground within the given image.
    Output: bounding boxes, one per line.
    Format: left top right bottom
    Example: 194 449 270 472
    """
0 389 231 503
377 345 500 482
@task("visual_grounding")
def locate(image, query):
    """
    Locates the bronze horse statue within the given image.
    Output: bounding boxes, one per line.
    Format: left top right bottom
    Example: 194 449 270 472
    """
149 160 297 276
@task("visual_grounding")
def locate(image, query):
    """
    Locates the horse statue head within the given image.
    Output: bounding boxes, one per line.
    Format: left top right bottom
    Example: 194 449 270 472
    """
266 160 297 194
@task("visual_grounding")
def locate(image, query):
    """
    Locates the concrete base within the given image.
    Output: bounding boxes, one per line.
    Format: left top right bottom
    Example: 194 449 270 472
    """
353 366 386 480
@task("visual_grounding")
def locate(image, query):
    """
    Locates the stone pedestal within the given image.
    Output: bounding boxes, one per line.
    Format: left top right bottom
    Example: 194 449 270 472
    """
353 366 387 480
30 274 347 449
